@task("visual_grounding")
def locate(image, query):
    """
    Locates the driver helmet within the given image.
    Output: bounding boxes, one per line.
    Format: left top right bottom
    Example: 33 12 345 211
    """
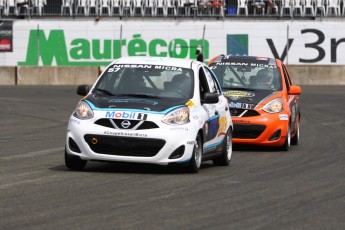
171 74 192 96
256 69 273 84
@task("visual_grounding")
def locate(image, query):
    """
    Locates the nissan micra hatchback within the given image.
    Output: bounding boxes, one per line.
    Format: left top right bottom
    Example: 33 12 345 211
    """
209 55 301 151
66 57 233 173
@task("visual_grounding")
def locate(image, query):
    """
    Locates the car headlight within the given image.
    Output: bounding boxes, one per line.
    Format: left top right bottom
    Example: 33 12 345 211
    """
73 100 94 119
162 107 190 125
263 98 283 113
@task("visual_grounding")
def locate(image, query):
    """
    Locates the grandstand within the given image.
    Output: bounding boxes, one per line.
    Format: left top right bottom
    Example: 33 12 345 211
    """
0 0 344 19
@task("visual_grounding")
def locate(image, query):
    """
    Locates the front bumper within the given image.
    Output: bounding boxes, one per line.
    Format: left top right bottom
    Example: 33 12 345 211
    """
232 112 289 146
66 116 199 165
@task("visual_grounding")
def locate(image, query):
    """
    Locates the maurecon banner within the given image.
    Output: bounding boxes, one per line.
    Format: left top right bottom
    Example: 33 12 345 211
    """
1 20 345 65
0 21 13 52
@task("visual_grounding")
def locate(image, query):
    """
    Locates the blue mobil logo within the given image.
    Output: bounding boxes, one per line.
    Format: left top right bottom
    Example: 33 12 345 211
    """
105 111 148 120
230 102 254 110
227 34 248 55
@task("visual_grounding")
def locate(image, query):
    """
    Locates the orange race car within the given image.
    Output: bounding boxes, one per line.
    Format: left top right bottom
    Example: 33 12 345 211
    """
208 55 301 151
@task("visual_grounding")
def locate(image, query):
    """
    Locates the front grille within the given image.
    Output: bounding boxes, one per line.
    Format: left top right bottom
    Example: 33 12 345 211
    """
112 119 141 129
230 109 260 117
242 110 260 117
84 134 165 157
233 124 266 139
95 119 113 128
136 121 159 130
95 119 159 130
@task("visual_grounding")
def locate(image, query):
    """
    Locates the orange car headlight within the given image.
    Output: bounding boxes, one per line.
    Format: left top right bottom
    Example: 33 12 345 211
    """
263 98 283 113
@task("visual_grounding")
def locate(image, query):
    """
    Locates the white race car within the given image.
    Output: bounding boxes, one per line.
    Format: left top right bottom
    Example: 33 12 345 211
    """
65 57 233 173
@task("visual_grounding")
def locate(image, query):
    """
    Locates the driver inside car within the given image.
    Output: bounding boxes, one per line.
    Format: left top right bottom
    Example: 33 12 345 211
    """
172 74 192 97
255 69 274 89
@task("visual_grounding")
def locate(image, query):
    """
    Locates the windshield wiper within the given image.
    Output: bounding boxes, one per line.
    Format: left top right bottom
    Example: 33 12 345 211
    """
93 88 114 96
222 87 256 91
115 94 162 99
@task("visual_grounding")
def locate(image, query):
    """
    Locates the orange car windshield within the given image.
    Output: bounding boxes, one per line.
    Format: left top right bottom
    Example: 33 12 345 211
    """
212 65 282 91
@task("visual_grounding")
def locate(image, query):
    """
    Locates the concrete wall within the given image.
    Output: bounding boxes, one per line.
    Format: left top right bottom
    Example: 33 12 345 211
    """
286 65 345 85
17 66 100 85
0 67 16 85
0 65 344 85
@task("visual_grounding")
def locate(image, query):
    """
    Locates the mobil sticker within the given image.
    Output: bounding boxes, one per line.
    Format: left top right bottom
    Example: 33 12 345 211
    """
229 102 254 110
105 111 148 120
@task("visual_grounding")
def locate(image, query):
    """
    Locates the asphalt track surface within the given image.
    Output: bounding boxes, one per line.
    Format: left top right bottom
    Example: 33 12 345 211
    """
0 85 344 230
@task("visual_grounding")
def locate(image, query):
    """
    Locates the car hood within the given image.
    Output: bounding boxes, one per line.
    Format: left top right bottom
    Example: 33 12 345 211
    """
84 94 187 112
222 89 281 110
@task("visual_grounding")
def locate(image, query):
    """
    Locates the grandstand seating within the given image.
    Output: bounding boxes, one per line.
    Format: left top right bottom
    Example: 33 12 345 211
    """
267 0 279 16
166 0 177 17
292 0 303 16
315 0 326 16
143 0 154 16
1 0 344 18
31 0 47 16
133 0 144 16
252 0 265 16
111 0 122 16
280 0 293 17
88 0 99 15
0 0 4 16
122 0 132 16
237 0 248 16
155 0 165 16
326 0 341 16
76 0 88 16
304 0 316 17
211 0 224 16
5 0 18 16
177 0 188 16
61 0 73 15
100 0 111 16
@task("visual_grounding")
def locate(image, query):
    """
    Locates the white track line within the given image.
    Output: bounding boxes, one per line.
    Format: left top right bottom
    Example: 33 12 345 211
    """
1 147 65 160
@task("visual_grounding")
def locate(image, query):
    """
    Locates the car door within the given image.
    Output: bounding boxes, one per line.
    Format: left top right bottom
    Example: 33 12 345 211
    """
282 64 299 134
199 66 228 153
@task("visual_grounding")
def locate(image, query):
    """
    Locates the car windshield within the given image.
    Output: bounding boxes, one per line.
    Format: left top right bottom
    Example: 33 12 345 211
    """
211 65 282 91
93 64 194 99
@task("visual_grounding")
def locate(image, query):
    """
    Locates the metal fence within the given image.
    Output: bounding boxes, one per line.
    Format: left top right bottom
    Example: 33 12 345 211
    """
0 0 344 18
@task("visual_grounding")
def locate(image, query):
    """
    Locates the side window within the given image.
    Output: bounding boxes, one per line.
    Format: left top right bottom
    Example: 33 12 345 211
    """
282 65 291 91
199 67 210 100
203 67 220 94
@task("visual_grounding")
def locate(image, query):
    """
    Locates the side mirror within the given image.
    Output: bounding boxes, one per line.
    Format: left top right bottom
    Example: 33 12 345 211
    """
77 85 90 96
203 92 219 104
289 85 302 95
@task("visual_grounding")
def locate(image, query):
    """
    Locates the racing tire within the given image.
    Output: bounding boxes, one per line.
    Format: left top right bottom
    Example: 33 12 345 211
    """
186 134 203 173
281 124 291 151
291 116 300 145
213 129 233 166
65 148 87 170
